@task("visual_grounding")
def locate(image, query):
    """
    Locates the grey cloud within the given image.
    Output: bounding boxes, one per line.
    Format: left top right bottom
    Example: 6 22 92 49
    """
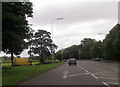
30 2 117 27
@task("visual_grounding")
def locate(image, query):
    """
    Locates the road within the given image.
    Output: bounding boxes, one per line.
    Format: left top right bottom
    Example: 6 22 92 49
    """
20 61 119 87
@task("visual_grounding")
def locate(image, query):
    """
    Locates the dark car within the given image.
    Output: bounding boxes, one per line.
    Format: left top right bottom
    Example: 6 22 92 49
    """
68 58 77 65
94 58 103 61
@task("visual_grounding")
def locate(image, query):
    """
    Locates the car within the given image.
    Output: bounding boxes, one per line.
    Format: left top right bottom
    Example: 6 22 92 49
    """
68 58 77 65
94 58 103 61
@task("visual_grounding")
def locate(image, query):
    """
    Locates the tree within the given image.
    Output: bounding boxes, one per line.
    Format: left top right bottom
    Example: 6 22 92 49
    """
31 30 58 64
103 24 120 61
55 45 80 60
80 38 96 59
2 2 33 66
55 50 63 61
90 40 103 58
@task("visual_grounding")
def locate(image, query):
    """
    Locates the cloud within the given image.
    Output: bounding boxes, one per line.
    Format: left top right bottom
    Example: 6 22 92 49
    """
28 1 117 27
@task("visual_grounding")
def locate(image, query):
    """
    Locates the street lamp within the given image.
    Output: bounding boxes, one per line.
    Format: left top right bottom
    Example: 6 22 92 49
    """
97 33 106 35
78 50 81 60
51 17 63 63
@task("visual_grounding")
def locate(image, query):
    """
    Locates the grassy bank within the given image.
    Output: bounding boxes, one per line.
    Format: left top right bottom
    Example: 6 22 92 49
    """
2 62 64 86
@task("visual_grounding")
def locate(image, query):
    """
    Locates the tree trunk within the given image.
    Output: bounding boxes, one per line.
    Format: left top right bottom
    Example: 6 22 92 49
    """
40 38 44 64
40 57 44 64
39 55 44 64
11 52 14 66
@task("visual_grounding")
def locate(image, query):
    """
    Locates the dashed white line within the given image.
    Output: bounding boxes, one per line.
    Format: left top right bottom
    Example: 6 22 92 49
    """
82 68 84 69
102 82 111 87
79 65 114 87
84 70 89 73
90 74 99 79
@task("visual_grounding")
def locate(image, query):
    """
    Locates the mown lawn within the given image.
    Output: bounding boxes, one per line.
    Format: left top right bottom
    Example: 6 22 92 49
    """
2 61 63 86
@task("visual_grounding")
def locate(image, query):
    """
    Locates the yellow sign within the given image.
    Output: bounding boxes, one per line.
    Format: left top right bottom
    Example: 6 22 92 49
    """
14 58 30 66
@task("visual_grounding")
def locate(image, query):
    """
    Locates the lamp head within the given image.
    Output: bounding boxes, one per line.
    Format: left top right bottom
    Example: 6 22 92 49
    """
57 18 63 20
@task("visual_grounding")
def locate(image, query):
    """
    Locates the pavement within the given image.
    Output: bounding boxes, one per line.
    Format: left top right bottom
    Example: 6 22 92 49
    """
20 61 119 87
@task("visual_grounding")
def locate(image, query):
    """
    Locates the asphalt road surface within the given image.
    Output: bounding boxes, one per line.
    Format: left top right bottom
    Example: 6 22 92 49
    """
20 61 119 87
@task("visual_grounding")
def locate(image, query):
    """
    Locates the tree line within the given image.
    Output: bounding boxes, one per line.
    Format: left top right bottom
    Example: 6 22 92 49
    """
55 24 120 61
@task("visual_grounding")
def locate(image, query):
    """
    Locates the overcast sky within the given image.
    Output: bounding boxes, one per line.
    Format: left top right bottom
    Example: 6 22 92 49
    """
0 0 119 57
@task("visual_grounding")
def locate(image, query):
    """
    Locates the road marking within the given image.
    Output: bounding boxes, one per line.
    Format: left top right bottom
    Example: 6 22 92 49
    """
69 73 89 77
90 74 99 79
94 73 116 77
106 82 120 85
102 82 111 87
84 70 89 73
63 71 69 79
70 74 80 77
82 67 84 69
99 77 118 80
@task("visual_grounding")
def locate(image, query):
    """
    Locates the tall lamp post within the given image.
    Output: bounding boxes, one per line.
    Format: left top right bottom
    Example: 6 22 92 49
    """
51 17 63 63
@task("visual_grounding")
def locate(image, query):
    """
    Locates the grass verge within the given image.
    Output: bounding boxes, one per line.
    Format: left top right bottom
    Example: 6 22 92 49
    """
2 62 64 86
78 59 92 61
101 60 120 63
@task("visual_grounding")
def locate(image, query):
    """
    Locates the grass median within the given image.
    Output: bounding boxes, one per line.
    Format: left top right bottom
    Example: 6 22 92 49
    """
2 61 64 86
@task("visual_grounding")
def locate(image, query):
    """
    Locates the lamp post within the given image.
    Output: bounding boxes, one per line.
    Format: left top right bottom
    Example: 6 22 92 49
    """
51 17 63 63
78 50 81 60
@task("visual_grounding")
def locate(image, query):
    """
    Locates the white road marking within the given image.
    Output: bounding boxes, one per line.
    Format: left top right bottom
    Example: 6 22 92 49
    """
69 73 89 77
70 74 80 77
63 71 69 79
82 68 84 69
106 82 120 85
102 82 111 87
99 77 118 80
94 73 117 77
84 70 89 73
90 74 99 79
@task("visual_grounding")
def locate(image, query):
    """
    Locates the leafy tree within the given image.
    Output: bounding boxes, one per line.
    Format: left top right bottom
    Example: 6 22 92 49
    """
103 24 120 61
31 30 58 64
55 45 79 60
66 45 79 59
80 38 96 59
55 50 63 61
90 40 103 59
2 2 33 66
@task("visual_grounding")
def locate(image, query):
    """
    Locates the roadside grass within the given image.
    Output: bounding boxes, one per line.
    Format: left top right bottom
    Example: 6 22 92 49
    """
2 62 64 86
78 59 120 63
2 60 40 70
78 59 92 61
102 60 120 63
2 63 12 70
